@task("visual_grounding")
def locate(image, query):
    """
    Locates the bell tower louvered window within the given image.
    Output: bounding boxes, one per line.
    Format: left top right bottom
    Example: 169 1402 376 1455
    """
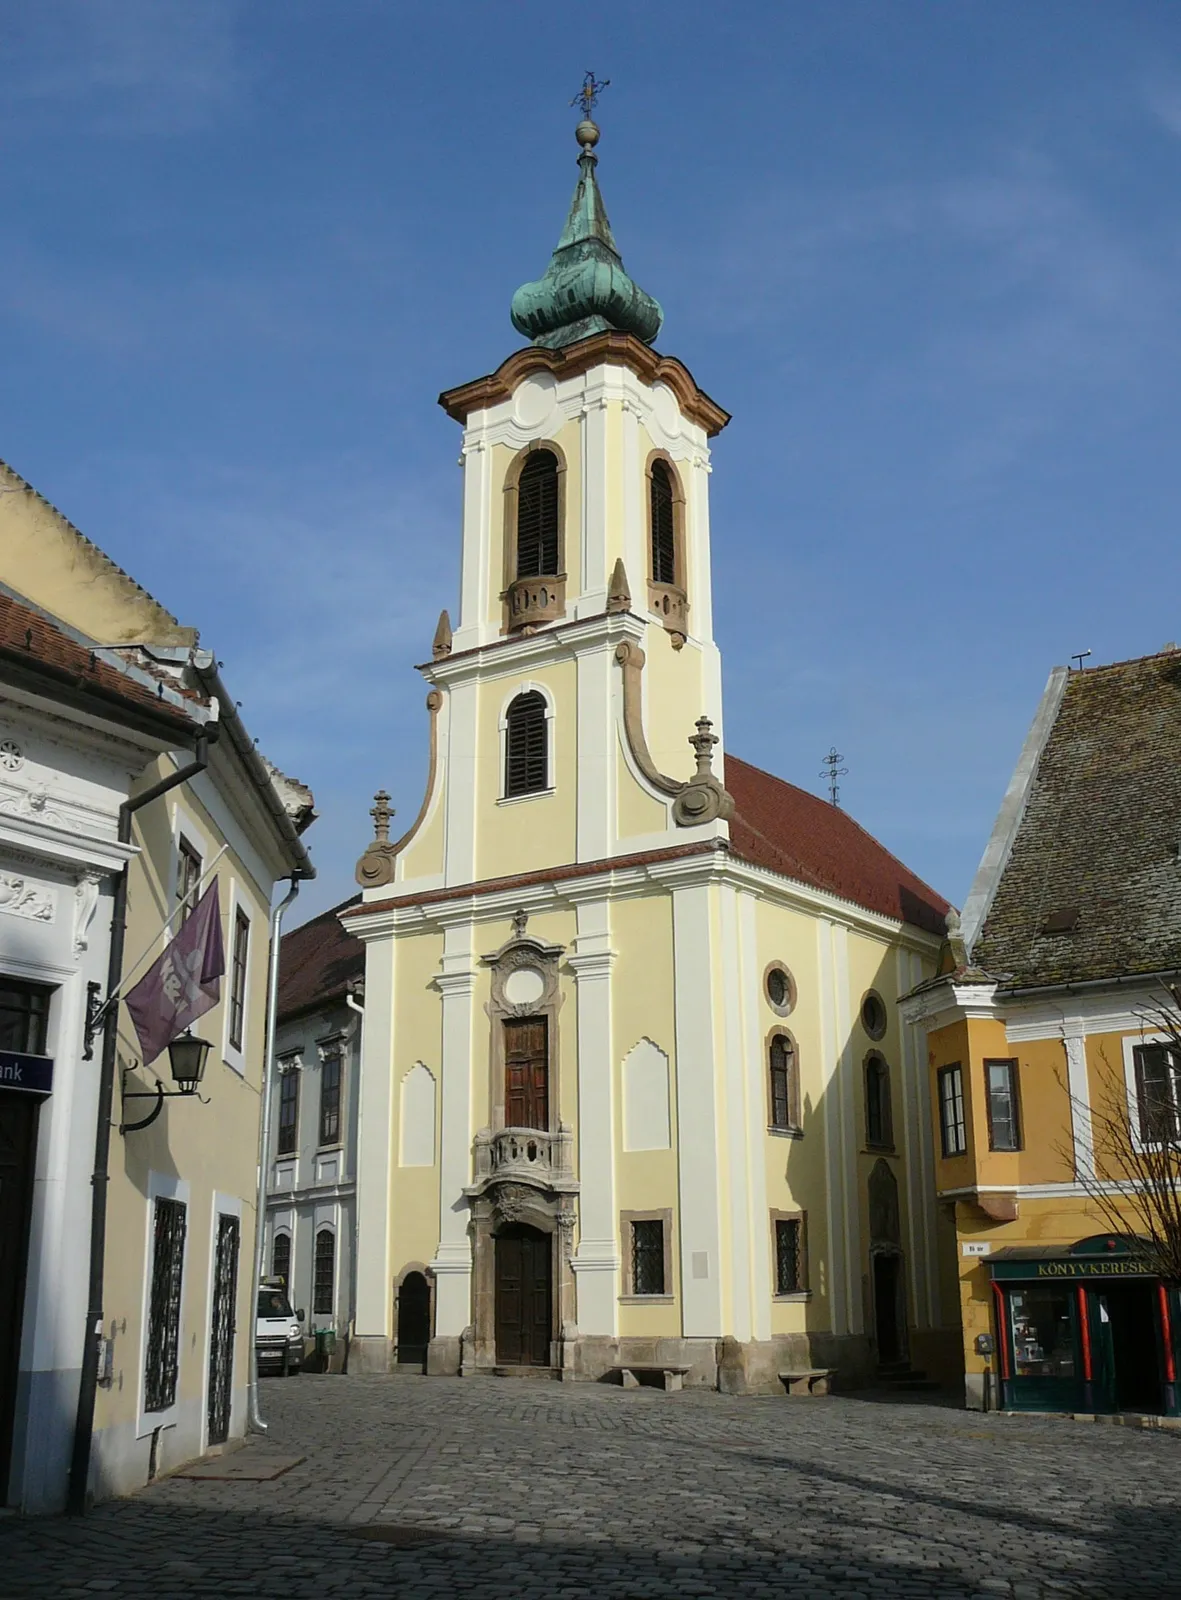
650 459 677 585
516 451 559 579
504 691 549 797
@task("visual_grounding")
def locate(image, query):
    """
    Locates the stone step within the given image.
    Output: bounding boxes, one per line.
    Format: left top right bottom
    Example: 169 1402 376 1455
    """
491 1364 561 1380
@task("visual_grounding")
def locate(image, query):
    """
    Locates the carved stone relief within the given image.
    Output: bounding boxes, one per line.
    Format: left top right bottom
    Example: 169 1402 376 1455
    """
0 874 56 925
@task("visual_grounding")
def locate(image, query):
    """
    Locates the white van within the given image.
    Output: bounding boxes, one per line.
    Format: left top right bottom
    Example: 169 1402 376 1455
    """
256 1278 304 1376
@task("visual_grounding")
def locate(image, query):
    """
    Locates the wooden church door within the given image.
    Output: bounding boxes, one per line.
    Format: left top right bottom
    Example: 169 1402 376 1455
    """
504 1017 548 1129
494 1225 552 1366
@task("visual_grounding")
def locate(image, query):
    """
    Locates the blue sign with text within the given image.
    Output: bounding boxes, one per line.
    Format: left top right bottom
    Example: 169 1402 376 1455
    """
0 1051 54 1095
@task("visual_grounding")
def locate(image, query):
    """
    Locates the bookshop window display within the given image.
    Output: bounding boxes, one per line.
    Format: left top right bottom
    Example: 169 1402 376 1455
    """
989 1236 1180 1416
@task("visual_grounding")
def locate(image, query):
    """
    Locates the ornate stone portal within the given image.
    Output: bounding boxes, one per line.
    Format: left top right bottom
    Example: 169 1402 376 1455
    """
461 917 579 1374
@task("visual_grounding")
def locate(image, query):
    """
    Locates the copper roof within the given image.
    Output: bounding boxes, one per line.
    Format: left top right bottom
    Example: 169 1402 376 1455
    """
725 754 949 935
277 896 364 1024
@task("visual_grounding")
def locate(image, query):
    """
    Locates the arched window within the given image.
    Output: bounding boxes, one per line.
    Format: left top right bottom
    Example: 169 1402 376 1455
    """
313 1229 335 1316
865 1055 893 1149
769 1034 799 1132
271 1231 291 1290
650 459 677 586
516 450 559 579
504 691 548 797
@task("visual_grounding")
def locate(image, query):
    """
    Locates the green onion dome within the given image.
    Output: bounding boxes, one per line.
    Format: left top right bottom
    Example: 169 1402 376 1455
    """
510 119 663 350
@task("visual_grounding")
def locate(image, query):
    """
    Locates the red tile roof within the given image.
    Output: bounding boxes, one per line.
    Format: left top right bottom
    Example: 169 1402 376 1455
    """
724 754 949 935
0 592 201 736
277 896 364 1024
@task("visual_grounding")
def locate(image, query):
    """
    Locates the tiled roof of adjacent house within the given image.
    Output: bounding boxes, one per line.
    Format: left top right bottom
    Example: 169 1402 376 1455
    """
972 651 1181 987
277 895 364 1024
0 591 202 736
724 754 950 936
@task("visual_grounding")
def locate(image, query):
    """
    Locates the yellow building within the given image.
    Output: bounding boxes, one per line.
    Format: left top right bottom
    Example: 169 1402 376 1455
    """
343 116 958 1393
0 462 315 1509
901 650 1181 1416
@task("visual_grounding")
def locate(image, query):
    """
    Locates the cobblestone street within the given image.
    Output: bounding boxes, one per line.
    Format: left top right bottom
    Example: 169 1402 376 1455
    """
4 1376 1180 1598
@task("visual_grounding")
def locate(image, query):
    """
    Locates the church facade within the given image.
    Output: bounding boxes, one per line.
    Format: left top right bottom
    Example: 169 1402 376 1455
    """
344 114 958 1392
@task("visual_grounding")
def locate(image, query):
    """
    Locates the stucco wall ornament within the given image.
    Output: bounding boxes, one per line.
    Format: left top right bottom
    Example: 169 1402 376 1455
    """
0 739 25 772
614 634 734 828
74 869 105 954
0 874 56 924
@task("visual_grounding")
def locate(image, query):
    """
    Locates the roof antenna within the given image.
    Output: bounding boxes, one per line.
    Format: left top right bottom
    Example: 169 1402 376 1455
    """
1071 650 1092 672
820 746 848 808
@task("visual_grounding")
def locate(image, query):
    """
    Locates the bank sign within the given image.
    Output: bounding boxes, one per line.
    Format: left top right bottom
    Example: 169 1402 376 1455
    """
0 1050 54 1095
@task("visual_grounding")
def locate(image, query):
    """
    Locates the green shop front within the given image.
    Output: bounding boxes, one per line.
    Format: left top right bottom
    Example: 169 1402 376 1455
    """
989 1237 1180 1416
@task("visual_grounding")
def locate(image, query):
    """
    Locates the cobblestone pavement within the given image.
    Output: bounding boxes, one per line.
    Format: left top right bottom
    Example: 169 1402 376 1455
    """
4 1376 1180 1598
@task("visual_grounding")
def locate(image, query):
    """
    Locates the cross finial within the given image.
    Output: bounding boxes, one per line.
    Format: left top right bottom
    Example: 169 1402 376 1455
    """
688 716 718 777
370 790 393 843
571 70 609 120
820 747 848 807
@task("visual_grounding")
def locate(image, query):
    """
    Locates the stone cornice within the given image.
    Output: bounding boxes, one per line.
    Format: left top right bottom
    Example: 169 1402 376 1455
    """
417 608 645 686
438 333 730 438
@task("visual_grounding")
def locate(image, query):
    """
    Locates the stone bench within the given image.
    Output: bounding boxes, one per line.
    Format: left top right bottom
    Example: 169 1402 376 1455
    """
613 1364 692 1393
778 1368 835 1396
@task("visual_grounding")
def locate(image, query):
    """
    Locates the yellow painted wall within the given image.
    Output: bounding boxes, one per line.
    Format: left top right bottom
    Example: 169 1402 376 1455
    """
388 929 445 1281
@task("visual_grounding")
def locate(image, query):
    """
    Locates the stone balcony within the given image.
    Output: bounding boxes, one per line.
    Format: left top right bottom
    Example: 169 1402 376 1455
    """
647 580 688 645
504 575 566 633
465 1123 579 1198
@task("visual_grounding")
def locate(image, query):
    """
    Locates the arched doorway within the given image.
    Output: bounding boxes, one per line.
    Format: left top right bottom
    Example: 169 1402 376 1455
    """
868 1158 907 1369
494 1223 552 1366
395 1271 431 1369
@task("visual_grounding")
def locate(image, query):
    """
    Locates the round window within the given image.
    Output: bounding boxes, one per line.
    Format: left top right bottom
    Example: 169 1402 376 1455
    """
861 991 888 1040
765 965 795 1016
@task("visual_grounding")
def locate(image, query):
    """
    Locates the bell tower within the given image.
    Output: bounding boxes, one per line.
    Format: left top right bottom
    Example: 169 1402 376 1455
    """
357 96 733 895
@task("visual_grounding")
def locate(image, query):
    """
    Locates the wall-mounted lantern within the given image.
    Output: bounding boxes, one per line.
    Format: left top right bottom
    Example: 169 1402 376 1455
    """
120 1031 212 1134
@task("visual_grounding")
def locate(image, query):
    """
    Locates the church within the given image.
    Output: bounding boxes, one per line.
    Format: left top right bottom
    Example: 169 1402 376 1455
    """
342 105 958 1392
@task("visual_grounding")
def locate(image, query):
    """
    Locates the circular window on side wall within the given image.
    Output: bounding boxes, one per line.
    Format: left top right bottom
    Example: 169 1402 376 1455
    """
861 990 888 1040
765 964 796 1017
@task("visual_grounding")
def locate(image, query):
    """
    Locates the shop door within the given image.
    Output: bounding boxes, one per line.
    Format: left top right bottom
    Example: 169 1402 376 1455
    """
0 1094 38 1501
396 1272 431 1368
206 1214 240 1446
504 1019 548 1130
494 1225 552 1366
1092 1285 1161 1414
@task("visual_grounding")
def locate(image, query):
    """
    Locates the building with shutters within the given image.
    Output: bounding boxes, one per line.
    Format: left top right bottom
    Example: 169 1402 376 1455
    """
0 464 315 1509
342 114 959 1393
900 649 1181 1416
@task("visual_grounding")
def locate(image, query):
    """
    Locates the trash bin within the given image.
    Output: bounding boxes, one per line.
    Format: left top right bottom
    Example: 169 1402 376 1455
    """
314 1328 337 1372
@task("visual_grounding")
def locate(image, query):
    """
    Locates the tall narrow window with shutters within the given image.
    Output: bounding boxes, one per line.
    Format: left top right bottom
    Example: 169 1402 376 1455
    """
503 1017 548 1130
515 450 559 578
504 692 548 797
650 459 677 585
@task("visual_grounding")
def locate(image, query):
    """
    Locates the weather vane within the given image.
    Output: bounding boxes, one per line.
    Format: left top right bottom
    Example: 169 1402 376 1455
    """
571 70 609 119
820 747 848 808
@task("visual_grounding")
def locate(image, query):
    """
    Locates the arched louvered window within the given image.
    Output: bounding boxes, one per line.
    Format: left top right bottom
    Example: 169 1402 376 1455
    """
313 1228 336 1316
769 1033 800 1132
516 450 560 579
504 691 549 797
650 459 677 585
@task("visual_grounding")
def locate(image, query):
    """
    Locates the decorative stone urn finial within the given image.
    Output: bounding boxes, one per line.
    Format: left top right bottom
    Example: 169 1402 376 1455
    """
689 716 719 777
671 714 734 829
370 790 393 843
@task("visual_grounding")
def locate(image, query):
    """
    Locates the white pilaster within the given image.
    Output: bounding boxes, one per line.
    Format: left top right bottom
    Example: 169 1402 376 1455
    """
429 922 476 1334
574 640 615 862
718 884 752 1341
672 883 724 1335
621 399 644 599
1063 1024 1095 1179
686 447 715 645
830 920 860 1334
896 947 931 1329
816 917 848 1335
455 434 494 650
739 891 772 1340
568 897 618 1334
354 938 394 1338
443 681 478 887
575 390 610 617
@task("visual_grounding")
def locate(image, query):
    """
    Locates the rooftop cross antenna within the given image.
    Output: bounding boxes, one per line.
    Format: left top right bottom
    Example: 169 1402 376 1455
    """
571 70 610 119
821 747 848 808
1071 650 1092 672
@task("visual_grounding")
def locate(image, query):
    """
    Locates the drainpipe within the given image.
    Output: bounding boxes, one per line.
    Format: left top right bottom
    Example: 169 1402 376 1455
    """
247 873 302 1433
67 729 216 1516
343 990 365 1364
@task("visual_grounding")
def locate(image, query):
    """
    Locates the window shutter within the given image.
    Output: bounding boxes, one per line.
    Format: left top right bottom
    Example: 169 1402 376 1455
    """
516 452 559 578
505 692 548 796
650 460 676 585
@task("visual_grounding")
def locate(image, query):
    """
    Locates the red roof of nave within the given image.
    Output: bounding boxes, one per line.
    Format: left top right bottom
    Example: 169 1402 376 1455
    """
724 753 949 936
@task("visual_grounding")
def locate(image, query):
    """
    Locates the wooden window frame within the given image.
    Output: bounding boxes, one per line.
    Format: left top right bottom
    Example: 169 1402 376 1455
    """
938 1063 967 1157
270 1230 292 1290
276 1063 300 1156
770 1209 809 1299
144 1196 187 1413
984 1057 1022 1152
318 1044 343 1149
1132 1042 1181 1144
864 1052 894 1151
228 907 250 1052
644 450 689 642
763 961 796 1018
312 1227 336 1317
861 989 888 1041
503 689 551 799
619 1208 674 1301
176 835 202 924
501 440 568 633
0 977 52 1055
767 1028 802 1136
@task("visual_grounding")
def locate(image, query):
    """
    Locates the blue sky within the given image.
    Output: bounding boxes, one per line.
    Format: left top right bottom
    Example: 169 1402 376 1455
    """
4 1 1181 923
